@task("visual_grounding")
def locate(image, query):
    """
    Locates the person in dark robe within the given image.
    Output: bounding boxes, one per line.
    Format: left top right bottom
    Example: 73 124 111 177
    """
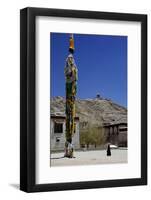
107 143 111 156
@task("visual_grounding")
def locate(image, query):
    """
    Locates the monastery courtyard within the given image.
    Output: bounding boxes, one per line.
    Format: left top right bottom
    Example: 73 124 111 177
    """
50 148 128 167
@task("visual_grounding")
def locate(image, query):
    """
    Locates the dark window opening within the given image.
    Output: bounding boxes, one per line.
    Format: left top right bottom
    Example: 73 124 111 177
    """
54 122 63 133
56 137 60 142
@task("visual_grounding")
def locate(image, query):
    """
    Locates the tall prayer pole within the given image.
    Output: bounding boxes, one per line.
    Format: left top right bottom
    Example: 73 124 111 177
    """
64 34 78 158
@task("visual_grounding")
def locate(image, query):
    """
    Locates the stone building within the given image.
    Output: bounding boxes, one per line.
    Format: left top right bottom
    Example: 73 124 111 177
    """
50 113 80 151
103 122 127 147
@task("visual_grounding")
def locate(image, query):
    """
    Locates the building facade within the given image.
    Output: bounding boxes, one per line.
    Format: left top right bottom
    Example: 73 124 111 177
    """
103 122 127 147
50 114 80 151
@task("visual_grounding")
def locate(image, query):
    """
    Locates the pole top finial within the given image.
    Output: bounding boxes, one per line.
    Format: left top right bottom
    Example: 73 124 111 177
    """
69 34 74 53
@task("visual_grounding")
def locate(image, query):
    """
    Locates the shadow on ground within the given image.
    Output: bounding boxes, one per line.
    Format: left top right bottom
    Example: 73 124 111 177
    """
9 183 19 190
51 156 65 159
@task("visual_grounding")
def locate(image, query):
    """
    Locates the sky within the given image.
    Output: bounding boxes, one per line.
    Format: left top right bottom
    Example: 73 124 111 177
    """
50 33 127 108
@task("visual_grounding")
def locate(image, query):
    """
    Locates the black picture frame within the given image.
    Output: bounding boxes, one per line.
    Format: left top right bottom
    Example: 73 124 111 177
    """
20 7 147 192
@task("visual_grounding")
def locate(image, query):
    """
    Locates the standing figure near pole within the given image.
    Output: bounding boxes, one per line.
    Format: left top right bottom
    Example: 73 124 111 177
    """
64 34 78 158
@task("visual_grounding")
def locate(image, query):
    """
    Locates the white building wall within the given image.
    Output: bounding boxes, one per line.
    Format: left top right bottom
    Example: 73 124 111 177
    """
50 118 80 151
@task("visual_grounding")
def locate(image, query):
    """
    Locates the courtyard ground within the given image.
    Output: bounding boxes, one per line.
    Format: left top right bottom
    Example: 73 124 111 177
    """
50 148 128 167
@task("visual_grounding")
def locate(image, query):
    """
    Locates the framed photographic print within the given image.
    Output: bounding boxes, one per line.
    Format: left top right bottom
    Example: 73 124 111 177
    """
20 7 147 192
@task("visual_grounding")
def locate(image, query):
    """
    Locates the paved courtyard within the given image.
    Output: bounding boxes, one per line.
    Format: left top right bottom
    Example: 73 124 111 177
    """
50 149 128 167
